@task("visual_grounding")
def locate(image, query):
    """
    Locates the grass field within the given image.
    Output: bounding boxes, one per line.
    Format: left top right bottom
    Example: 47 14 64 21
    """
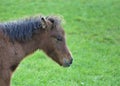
0 0 120 86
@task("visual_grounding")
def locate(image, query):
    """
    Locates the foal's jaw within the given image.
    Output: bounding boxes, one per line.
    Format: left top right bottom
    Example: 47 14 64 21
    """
54 55 73 67
47 53 73 67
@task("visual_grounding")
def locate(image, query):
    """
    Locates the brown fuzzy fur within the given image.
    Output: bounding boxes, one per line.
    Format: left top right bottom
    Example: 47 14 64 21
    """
0 16 73 86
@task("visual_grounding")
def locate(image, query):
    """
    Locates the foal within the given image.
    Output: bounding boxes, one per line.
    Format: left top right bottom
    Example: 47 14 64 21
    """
0 16 73 86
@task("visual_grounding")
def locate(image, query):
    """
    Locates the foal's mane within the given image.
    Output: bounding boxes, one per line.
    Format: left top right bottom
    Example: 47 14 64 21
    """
0 16 44 42
0 16 61 42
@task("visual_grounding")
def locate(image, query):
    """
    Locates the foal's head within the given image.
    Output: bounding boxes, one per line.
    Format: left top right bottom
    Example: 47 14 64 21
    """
40 16 73 67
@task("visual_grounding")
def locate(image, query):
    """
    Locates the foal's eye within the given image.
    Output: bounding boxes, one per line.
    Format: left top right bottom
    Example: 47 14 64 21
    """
56 36 63 41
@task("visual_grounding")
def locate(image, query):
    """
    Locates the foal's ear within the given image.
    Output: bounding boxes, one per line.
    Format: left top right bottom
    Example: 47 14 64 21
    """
41 17 47 29
48 18 54 24
47 18 55 29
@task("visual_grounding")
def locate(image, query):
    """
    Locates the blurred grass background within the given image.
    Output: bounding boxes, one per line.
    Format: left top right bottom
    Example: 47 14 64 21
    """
0 0 120 86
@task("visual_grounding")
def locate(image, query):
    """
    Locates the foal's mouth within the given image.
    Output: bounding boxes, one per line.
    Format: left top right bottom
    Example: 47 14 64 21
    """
62 57 73 67
47 52 73 67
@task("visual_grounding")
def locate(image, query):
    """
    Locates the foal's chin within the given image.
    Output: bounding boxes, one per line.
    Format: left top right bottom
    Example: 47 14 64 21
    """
56 61 72 68
62 63 72 67
62 64 71 67
48 54 72 67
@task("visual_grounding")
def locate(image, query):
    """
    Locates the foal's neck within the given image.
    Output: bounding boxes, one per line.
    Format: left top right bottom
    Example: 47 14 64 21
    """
20 33 44 56
21 40 38 55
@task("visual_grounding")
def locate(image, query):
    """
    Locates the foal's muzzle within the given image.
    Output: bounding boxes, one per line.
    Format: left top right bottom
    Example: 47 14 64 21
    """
63 57 73 67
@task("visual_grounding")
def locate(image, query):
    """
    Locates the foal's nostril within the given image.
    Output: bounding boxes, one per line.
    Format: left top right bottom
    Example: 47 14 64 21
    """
70 58 73 64
63 58 73 67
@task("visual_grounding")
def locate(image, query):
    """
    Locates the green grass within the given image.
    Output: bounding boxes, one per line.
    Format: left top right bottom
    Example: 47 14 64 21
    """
0 0 120 86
